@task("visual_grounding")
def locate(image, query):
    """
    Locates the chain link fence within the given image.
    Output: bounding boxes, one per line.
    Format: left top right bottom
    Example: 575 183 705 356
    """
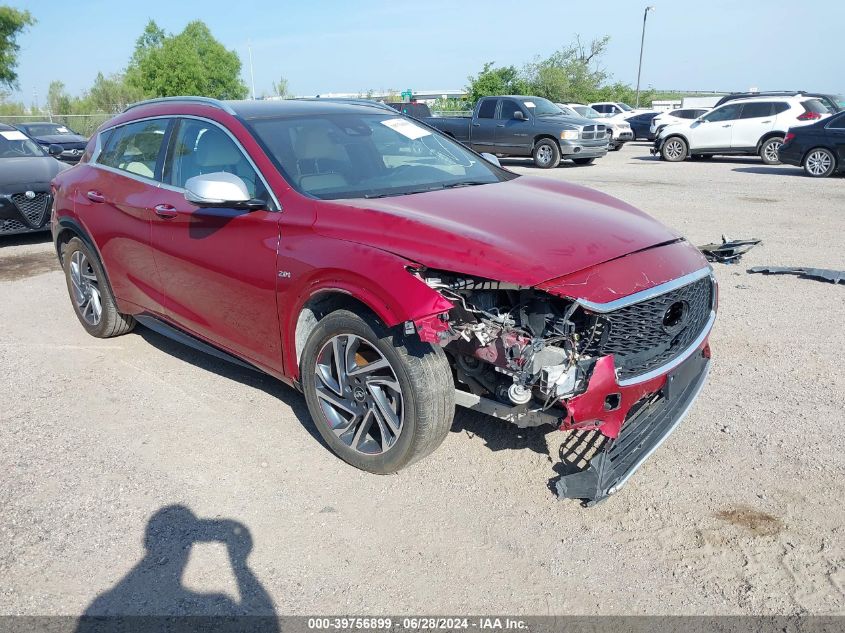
0 113 114 138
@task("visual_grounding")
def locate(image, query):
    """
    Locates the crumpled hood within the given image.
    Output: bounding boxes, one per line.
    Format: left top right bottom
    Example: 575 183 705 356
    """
0 156 68 192
313 176 683 287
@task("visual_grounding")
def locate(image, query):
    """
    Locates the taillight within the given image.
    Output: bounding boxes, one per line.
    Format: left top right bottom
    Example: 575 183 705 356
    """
784 132 796 143
797 111 822 121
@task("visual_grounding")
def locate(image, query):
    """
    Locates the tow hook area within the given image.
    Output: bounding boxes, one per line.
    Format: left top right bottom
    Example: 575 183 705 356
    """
560 356 667 439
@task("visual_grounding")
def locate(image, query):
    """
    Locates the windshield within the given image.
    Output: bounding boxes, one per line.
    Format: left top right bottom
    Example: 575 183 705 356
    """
617 103 634 112
21 123 77 136
523 97 563 116
573 106 602 119
0 129 47 158
248 113 510 200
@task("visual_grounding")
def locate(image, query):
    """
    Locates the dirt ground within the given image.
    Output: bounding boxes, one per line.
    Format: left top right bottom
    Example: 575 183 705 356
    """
1 142 843 617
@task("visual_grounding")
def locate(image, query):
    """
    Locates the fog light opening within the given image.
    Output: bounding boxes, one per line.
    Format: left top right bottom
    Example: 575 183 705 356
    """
604 393 621 411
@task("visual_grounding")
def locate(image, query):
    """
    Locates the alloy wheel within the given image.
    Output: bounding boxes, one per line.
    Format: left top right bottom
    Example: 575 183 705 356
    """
764 140 782 163
69 251 102 326
313 334 404 455
665 140 684 160
536 145 553 166
806 150 833 176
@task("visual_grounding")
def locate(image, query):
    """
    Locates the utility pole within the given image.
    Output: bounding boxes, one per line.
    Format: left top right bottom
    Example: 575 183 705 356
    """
635 5 655 108
248 39 256 100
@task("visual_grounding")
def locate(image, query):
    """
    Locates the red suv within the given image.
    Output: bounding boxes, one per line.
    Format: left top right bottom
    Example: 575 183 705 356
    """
52 97 716 505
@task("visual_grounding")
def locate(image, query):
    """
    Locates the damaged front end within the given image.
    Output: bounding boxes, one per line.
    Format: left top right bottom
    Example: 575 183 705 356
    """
410 266 716 506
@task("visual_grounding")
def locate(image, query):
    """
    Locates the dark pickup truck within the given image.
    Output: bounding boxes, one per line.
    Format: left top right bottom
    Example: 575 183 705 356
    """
425 95 608 168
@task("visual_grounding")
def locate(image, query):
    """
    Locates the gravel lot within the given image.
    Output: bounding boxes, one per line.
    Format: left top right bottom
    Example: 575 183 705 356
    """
1 142 843 617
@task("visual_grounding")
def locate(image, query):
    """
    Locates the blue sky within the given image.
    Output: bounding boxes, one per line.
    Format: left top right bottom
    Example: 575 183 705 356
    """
10 0 844 104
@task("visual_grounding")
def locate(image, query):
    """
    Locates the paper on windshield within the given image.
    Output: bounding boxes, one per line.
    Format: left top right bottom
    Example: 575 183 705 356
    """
381 118 431 140
523 101 536 108
57 127 70 133
1 130 28 141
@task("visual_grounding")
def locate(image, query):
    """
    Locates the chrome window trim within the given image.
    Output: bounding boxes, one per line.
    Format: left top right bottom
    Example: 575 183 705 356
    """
92 114 281 212
575 266 713 313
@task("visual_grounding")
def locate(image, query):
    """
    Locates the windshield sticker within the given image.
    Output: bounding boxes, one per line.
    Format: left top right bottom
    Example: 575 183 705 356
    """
57 127 70 133
523 101 536 108
1 130 28 141
381 118 431 140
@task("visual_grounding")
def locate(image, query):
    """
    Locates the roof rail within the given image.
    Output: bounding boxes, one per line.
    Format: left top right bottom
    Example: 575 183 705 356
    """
123 96 237 115
291 97 396 113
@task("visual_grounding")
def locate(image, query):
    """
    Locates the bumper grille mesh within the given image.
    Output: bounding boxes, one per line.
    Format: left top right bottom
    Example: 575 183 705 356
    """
585 276 714 381
10 192 50 228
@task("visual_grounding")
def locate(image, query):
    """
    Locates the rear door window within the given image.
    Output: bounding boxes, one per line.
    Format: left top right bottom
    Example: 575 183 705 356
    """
477 99 497 119
739 102 774 119
98 119 170 180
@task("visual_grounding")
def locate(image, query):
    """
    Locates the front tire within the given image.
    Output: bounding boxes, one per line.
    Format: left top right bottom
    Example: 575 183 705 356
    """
571 157 595 165
62 237 135 338
661 137 688 162
532 139 560 168
300 309 454 474
803 147 836 178
759 136 783 165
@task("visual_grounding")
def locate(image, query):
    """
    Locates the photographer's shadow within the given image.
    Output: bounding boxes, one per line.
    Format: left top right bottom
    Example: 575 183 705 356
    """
76 505 278 632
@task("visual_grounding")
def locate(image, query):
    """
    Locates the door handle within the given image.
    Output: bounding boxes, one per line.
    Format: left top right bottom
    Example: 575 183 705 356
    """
721 124 731 128
86 190 106 203
153 204 178 219
761 120 772 123
496 124 505 127
472 123 480 127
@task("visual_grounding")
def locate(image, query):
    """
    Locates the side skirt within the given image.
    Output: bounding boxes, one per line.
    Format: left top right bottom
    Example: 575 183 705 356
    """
135 315 262 373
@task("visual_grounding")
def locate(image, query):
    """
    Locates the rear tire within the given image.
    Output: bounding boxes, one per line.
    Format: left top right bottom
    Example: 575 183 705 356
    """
803 147 836 178
661 137 688 162
759 136 783 165
572 157 595 165
532 139 560 168
62 237 135 338
300 309 454 474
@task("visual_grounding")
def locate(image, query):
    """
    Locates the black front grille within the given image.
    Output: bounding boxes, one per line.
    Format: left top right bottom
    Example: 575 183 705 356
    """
585 275 714 380
10 192 50 229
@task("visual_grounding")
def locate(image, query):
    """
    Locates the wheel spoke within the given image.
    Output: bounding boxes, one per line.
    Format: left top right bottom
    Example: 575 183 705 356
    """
368 384 401 436
315 387 357 415
351 408 375 450
347 357 390 378
332 334 351 394
370 405 395 452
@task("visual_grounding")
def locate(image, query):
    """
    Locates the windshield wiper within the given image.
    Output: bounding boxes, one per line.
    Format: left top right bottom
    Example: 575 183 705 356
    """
364 187 437 199
441 181 489 189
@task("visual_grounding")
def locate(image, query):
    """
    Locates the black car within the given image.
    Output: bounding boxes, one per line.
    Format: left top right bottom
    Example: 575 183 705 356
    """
385 102 433 119
626 112 660 140
0 123 68 236
16 122 89 163
778 111 845 178
714 91 842 113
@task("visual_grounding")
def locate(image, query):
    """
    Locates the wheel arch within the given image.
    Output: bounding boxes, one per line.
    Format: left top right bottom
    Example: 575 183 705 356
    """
533 134 561 149
756 130 785 151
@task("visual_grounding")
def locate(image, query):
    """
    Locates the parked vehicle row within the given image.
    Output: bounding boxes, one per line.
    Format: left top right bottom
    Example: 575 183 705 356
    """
652 95 833 164
558 103 633 150
425 96 608 168
0 123 68 236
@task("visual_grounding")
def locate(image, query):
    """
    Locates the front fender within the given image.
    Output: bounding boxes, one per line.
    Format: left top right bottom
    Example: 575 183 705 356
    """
277 234 453 380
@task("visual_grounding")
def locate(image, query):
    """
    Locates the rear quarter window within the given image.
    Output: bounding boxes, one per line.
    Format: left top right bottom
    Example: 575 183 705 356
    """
802 99 830 114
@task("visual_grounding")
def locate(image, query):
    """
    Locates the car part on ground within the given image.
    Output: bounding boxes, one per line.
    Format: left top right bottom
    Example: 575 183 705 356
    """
51 96 715 506
698 237 762 264
748 266 845 285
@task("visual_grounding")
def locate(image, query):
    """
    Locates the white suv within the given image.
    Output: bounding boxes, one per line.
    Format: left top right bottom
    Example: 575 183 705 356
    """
652 96 832 164
558 103 633 150
589 102 644 118
649 108 710 137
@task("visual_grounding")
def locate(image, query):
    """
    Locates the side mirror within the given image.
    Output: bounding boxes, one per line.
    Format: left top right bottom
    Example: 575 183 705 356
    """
513 111 527 121
480 152 501 167
184 172 265 210
48 144 64 157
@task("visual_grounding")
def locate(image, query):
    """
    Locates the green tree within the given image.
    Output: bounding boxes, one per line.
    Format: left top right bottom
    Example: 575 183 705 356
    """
88 72 145 112
272 76 289 98
47 80 71 115
127 20 248 99
523 35 611 103
0 6 35 91
466 62 529 103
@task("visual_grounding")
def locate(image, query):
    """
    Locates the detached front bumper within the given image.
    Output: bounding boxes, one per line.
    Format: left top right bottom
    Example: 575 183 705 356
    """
555 346 711 506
